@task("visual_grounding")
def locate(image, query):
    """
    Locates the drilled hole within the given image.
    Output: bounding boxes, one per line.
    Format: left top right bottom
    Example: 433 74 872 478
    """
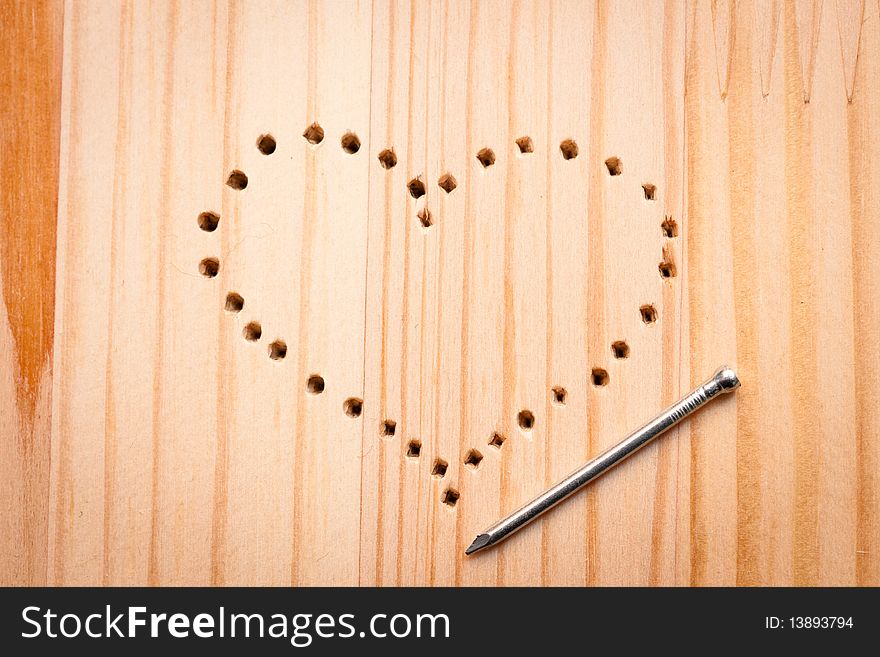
226 170 248 190
476 148 496 168
441 488 460 508
341 132 361 154
661 216 679 238
438 173 457 193
417 208 432 228
377 149 397 169
488 432 506 449
302 122 324 145
306 375 325 395
516 136 534 154
659 259 677 278
464 449 483 470
406 440 421 459
517 410 535 431
551 386 567 406
256 134 277 155
343 397 363 418
591 368 609 387
432 458 448 479
640 304 657 324
268 339 287 361
611 341 630 359
199 257 220 278
224 292 244 313
243 321 262 341
197 211 220 232
407 177 426 199
560 139 579 160
381 419 396 437
642 183 656 200
605 156 622 176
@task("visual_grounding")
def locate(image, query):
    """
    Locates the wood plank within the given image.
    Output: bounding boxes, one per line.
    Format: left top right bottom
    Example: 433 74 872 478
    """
0 0 64 586
849 0 880 586
1 0 877 586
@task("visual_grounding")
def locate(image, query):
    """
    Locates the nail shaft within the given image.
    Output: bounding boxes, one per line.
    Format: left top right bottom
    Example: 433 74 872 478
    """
465 366 740 555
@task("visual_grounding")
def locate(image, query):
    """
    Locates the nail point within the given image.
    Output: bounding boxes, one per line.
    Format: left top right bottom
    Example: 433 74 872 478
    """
465 533 491 555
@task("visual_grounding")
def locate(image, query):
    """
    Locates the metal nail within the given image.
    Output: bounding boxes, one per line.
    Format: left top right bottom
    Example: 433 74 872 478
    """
465 365 740 556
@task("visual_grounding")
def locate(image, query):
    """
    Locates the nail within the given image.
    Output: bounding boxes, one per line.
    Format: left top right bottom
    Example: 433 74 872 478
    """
465 366 740 555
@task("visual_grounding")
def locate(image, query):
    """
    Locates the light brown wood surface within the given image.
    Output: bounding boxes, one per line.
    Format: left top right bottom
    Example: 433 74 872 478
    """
1 0 878 586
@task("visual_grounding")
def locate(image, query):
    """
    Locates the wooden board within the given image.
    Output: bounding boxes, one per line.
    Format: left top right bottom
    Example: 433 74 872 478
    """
1 0 877 586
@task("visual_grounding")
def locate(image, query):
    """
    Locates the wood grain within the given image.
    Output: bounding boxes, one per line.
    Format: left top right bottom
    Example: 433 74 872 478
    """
1 0 877 586
0 0 64 586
